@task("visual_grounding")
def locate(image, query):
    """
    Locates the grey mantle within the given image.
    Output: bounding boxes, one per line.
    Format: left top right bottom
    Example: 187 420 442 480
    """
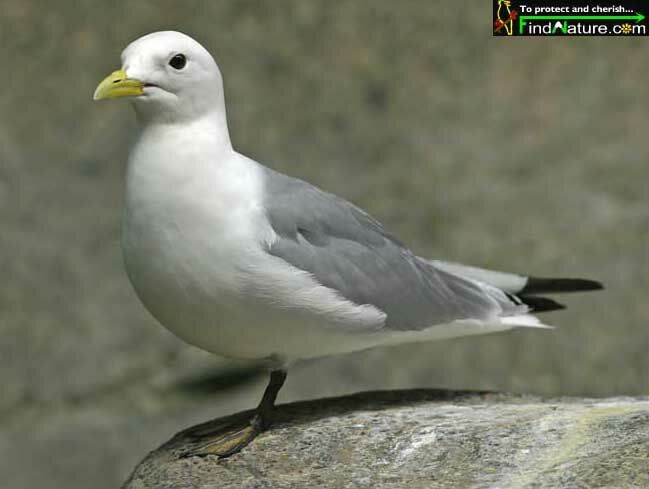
122 390 649 489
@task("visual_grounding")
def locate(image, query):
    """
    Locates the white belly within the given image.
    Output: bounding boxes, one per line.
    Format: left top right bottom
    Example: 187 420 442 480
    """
122 221 391 363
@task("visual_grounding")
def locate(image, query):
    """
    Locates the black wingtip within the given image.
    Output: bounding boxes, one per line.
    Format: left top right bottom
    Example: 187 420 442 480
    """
521 277 604 295
518 295 566 313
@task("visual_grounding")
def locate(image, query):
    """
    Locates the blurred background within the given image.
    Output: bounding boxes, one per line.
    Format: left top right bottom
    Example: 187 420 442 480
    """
1 1 647 488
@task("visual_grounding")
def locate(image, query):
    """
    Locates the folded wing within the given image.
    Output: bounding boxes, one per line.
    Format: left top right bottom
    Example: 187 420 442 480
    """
261 168 526 331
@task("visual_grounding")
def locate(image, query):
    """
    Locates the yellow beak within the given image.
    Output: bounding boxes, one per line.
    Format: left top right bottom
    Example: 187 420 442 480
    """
93 69 144 101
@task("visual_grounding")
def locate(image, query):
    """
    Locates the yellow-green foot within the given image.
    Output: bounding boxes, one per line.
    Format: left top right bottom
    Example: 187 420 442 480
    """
184 414 264 458
182 369 287 459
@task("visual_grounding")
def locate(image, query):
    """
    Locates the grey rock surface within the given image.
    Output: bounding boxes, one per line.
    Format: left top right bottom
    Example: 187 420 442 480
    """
123 391 649 489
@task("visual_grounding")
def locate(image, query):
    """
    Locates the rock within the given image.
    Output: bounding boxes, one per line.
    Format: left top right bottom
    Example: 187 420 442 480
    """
122 390 649 489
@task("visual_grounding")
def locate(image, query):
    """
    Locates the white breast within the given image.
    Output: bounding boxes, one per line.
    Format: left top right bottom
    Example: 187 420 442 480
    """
122 123 268 345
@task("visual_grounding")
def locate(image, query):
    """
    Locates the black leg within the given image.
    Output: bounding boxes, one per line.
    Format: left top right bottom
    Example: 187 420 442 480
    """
184 369 287 458
257 369 287 417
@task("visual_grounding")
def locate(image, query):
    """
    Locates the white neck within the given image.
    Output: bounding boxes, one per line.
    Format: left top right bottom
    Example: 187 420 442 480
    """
135 108 233 153
132 77 232 150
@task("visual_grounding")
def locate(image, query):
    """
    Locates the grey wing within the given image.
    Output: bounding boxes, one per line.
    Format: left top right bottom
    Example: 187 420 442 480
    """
261 167 525 331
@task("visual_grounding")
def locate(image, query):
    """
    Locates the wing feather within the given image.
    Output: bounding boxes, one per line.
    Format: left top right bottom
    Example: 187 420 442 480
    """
261 167 524 331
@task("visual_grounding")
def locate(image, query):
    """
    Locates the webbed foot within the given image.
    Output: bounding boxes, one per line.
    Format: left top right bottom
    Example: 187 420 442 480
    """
181 369 287 459
183 412 265 458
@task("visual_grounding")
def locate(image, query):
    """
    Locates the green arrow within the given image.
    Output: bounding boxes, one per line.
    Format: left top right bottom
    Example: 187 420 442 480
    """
519 11 644 34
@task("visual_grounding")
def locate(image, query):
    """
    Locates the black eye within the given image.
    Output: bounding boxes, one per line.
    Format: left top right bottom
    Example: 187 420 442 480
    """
169 54 187 70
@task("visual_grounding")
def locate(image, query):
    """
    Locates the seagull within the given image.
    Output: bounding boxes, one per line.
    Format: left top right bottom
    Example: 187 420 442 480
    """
94 31 602 457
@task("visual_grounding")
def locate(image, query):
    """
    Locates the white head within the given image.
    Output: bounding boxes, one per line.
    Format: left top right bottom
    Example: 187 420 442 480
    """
94 31 228 128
